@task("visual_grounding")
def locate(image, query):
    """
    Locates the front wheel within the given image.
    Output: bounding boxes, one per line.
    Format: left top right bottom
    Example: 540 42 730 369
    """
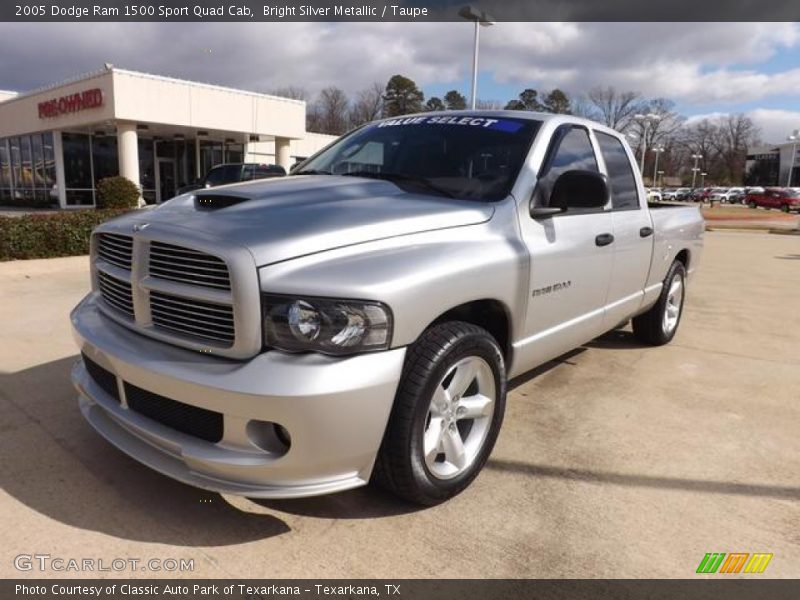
373 322 506 505
632 261 687 346
780 204 790 213
748 200 757 209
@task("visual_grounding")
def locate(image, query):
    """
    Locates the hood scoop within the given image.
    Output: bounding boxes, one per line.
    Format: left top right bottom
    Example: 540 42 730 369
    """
194 194 250 211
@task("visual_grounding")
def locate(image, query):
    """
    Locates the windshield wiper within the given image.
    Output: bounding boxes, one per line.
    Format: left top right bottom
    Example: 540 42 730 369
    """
292 169 332 176
341 171 456 198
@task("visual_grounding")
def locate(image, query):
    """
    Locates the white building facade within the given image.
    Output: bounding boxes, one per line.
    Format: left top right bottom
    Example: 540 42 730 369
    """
0 68 336 208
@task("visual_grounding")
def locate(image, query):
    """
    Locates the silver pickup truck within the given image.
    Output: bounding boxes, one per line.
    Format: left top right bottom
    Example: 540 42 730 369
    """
71 111 703 505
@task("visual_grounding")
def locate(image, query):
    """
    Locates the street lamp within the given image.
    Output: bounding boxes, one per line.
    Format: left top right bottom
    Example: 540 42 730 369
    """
651 146 664 188
633 113 661 175
787 130 799 187
458 5 495 110
690 153 703 188
701 172 707 187
657 170 665 188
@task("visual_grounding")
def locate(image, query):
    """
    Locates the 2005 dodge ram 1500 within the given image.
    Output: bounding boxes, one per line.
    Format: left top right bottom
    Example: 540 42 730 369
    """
71 111 703 505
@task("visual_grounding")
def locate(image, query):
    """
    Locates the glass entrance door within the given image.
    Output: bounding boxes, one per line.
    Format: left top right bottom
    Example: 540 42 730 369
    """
156 158 176 203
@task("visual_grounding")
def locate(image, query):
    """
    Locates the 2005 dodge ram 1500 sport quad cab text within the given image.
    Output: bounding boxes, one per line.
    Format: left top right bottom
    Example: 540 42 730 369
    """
71 111 703 505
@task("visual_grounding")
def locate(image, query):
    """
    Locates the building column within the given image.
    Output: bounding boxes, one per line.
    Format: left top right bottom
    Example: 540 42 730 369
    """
117 122 142 205
52 131 67 208
275 137 291 171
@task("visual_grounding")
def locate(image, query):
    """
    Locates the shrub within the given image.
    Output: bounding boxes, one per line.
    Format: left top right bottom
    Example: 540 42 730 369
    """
0 209 132 261
95 176 141 209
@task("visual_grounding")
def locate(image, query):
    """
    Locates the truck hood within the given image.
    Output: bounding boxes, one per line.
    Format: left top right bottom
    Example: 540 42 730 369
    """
120 175 494 266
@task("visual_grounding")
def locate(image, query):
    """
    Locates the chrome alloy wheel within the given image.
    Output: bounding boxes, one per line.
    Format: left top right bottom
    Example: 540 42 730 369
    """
423 356 496 480
662 275 684 335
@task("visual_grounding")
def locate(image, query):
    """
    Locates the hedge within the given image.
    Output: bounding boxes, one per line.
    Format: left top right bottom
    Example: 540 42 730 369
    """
96 176 141 209
0 209 132 261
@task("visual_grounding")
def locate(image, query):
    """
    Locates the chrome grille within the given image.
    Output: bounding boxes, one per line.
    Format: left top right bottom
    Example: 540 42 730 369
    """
149 242 231 290
97 233 133 270
150 290 235 346
97 271 134 317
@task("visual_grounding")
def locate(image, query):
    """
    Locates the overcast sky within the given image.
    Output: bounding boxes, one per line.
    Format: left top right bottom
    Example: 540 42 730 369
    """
1 22 798 142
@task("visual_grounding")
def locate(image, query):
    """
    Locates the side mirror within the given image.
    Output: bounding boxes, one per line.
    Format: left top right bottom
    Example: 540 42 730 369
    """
548 169 609 212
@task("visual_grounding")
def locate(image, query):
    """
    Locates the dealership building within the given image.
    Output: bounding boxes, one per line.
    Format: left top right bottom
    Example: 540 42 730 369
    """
745 142 800 187
0 67 336 207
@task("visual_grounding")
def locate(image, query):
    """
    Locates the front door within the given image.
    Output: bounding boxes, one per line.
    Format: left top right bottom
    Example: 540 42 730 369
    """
512 125 615 375
156 158 176 203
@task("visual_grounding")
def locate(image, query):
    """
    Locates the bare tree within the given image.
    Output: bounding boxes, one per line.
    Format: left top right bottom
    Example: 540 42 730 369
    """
349 82 384 126
310 86 350 135
584 86 643 131
270 86 308 102
475 99 503 110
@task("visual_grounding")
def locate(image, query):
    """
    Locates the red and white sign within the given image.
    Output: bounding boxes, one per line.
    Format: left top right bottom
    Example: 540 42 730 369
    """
38 88 103 119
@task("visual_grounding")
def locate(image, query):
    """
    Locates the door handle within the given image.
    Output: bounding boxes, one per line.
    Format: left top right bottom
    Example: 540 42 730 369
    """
640 226 654 238
595 233 615 247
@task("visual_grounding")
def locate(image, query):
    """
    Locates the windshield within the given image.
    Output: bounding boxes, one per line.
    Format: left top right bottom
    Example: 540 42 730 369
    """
295 115 540 201
205 164 242 186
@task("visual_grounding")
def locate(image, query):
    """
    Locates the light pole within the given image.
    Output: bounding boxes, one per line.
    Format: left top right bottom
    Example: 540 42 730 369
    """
651 146 664 187
657 170 665 188
701 172 707 187
787 131 799 187
690 153 703 188
458 5 495 110
633 113 661 175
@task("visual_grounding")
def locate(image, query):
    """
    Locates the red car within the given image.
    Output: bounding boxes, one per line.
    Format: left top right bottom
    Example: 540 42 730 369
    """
745 187 800 213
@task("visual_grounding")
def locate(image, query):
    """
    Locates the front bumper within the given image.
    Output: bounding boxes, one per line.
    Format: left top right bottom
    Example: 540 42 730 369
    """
71 294 406 498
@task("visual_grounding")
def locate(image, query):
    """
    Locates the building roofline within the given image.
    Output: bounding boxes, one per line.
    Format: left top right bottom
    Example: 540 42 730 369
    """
0 67 305 107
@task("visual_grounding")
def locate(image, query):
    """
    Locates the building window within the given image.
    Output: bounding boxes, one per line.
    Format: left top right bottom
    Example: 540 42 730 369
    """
62 132 93 206
0 139 10 203
200 140 223 175
225 143 244 163
0 133 59 207
139 139 156 204
92 135 119 181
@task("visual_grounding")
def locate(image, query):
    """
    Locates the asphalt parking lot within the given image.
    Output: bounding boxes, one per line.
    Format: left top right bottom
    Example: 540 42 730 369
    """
1 230 798 579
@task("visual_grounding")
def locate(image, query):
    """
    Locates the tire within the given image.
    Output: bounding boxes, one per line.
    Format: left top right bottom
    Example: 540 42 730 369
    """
373 321 506 505
632 261 687 346
781 204 790 213
748 201 757 209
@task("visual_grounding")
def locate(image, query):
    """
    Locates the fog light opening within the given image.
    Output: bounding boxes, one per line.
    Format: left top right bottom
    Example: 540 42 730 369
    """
246 420 291 456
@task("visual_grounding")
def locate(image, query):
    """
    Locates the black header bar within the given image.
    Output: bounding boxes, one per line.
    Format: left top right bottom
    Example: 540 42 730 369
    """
2 0 800 22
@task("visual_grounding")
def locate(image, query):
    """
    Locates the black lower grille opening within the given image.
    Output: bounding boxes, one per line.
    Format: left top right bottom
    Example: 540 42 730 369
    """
123 383 223 443
82 353 120 403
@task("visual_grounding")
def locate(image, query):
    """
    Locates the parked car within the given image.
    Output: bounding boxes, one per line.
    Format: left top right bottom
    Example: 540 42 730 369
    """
72 111 704 505
746 187 800 212
712 187 745 204
690 187 714 203
645 187 662 202
176 163 286 195
675 187 693 201
661 188 680 200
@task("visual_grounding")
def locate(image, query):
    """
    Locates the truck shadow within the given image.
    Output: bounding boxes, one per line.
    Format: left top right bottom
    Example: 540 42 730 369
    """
0 356 290 546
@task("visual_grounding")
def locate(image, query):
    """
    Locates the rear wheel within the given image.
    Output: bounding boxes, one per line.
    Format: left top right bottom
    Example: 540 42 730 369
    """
781 204 790 213
632 261 686 346
748 200 757 209
373 321 506 505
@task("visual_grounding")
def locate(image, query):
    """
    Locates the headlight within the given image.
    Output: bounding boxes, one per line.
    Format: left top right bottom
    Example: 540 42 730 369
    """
263 295 393 355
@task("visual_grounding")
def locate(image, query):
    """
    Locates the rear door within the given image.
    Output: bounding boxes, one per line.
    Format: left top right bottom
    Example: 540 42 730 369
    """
593 130 655 327
515 124 615 369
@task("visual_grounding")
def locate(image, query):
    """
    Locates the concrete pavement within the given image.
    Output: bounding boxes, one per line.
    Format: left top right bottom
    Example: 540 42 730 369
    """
1 231 798 579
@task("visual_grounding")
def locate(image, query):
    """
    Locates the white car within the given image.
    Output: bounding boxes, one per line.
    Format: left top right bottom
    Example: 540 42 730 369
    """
646 188 662 201
710 187 745 203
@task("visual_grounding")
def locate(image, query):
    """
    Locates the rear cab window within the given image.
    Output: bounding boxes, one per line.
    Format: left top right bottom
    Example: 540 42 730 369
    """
595 131 640 210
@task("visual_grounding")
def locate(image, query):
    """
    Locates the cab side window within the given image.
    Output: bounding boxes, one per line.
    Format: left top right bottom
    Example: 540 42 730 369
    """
537 126 599 210
595 131 640 210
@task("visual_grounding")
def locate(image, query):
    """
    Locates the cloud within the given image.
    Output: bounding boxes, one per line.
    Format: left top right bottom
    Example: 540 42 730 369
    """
0 22 798 111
